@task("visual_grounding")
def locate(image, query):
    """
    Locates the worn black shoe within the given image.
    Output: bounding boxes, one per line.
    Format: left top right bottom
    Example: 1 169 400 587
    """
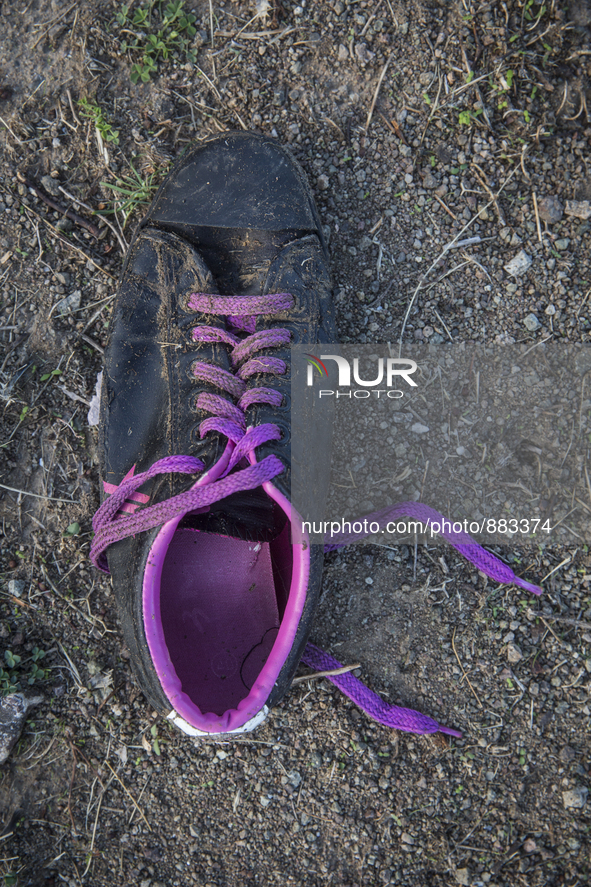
91 133 336 736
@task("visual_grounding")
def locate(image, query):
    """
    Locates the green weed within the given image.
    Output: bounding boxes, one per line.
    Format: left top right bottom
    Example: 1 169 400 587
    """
1 646 49 695
100 162 162 228
78 97 120 146
116 0 197 83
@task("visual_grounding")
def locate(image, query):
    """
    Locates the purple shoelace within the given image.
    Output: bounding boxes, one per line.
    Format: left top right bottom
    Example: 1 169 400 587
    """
92 292 542 739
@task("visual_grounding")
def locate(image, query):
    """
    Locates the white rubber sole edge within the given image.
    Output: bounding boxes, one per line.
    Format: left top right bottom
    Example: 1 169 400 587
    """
166 705 269 737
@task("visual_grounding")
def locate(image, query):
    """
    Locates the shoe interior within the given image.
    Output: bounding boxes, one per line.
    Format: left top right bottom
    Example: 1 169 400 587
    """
159 518 292 717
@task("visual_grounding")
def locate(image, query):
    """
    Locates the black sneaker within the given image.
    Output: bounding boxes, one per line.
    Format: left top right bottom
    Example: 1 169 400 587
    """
91 133 336 736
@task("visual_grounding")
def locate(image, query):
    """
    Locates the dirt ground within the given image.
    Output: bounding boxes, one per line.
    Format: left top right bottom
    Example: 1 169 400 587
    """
0 0 590 885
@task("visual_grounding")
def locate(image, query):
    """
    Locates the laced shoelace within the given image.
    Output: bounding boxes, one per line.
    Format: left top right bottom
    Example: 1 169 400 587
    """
91 291 542 738
90 293 291 572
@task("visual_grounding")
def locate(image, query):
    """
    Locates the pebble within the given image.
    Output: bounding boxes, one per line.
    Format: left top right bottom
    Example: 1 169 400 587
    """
404 173 413 185
7 579 25 598
523 838 537 853
422 172 437 189
555 238 570 251
524 314 541 332
317 174 329 191
455 868 470 886
545 304 556 315
537 195 564 223
365 577 374 585
565 199 591 220
411 423 429 434
562 787 588 809
40 175 61 197
0 694 44 764
54 290 82 315
559 746 576 763
507 642 523 663
504 250 532 277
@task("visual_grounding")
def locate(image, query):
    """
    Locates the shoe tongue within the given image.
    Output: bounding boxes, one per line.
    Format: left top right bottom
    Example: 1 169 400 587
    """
178 487 287 542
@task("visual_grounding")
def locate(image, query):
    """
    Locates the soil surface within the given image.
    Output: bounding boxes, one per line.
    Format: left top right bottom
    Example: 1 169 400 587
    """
0 1 590 886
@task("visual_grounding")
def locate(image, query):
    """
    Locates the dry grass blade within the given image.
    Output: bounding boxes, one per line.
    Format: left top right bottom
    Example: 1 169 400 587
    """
104 761 152 831
452 628 483 708
0 482 74 504
365 54 392 135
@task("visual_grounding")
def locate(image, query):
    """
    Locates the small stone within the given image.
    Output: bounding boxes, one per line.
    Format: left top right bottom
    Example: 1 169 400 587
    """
260 796 271 807
56 217 73 233
317 174 329 191
272 87 285 106
54 289 82 316
355 43 374 63
7 579 25 598
507 642 523 663
455 868 470 886
40 175 61 197
0 694 44 764
559 746 576 763
338 44 348 61
401 833 415 845
555 238 570 251
537 196 564 223
404 173 413 185
523 838 537 853
565 199 591 220
422 325 434 338
422 172 437 189
411 423 429 434
504 250 532 277
365 577 373 585
562 787 588 809
545 304 556 315
524 314 541 332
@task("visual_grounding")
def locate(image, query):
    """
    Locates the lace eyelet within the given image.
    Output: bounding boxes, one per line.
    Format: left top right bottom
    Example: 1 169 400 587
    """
271 417 291 446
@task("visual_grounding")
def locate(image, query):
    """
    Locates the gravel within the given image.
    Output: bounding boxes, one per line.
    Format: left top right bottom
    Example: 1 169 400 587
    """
0 0 590 885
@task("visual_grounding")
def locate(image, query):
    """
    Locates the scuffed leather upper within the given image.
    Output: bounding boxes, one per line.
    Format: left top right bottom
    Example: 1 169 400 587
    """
98 133 337 718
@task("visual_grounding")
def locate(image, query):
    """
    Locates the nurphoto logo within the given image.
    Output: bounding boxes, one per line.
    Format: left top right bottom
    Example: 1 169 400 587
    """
305 354 418 399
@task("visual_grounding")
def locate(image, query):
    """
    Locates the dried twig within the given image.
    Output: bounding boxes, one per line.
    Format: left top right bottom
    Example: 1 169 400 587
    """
472 163 505 225
21 203 116 279
67 741 79 836
17 175 100 238
452 628 483 708
104 761 152 831
433 193 457 220
0 481 74 504
292 663 361 685
365 54 392 134
58 185 127 252
532 191 543 243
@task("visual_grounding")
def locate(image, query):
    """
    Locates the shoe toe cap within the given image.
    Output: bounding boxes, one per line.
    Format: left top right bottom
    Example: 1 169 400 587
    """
147 132 318 232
